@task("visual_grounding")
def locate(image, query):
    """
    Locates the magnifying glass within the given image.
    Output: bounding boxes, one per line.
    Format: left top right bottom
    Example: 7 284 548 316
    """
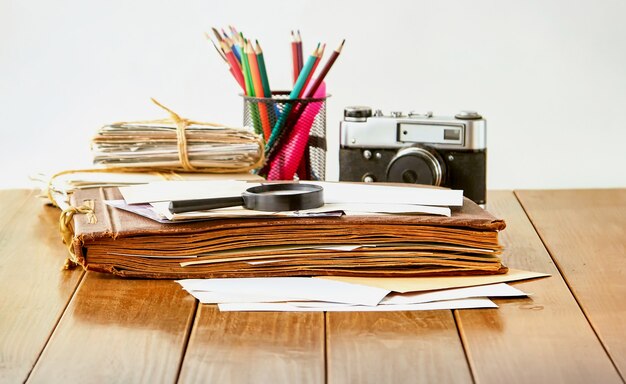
169 183 324 214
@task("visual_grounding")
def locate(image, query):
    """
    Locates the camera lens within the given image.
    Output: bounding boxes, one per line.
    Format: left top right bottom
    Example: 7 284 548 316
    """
386 146 446 186
400 170 418 183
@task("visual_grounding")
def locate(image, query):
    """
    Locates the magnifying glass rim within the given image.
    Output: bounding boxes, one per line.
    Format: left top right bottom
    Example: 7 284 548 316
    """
242 183 324 211
244 183 323 195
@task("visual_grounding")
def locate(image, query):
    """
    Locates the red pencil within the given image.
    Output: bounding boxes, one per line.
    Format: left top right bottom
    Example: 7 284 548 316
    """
220 41 245 91
291 31 299 84
303 39 344 98
296 30 303 75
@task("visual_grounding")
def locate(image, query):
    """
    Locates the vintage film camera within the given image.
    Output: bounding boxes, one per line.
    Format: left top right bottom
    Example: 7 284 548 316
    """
339 107 487 205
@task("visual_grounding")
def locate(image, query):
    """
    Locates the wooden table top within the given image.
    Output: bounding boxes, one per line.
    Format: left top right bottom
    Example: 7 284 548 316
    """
1 189 624 384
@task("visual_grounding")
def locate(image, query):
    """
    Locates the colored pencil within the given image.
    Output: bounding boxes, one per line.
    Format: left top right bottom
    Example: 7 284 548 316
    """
265 45 319 152
291 31 299 84
229 25 239 39
238 32 246 50
255 40 279 126
220 36 240 64
206 30 244 92
206 33 227 63
211 27 223 42
242 39 264 135
224 37 241 63
303 39 344 98
219 41 245 91
301 43 324 97
240 40 253 96
262 40 344 170
247 41 272 139
255 40 272 99
246 41 264 96
296 30 303 74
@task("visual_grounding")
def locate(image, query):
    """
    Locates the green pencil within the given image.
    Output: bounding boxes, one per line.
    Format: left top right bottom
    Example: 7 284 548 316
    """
255 40 278 125
255 40 272 98
241 39 262 135
240 39 253 96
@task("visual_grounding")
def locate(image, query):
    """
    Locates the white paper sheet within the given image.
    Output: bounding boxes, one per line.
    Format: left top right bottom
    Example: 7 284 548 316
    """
120 180 255 204
177 277 391 306
217 298 497 312
183 281 526 306
307 181 463 206
380 283 528 305
118 180 462 207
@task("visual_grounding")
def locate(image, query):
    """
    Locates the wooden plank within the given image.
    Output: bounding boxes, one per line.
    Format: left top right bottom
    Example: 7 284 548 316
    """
455 191 622 383
0 190 83 384
26 273 196 383
326 310 473 383
178 305 324 384
516 189 626 378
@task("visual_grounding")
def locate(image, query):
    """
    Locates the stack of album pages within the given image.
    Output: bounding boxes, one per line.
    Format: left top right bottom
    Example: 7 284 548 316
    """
64 181 508 279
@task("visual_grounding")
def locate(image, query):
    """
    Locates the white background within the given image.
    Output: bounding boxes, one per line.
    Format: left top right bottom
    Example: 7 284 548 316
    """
2 0 625 189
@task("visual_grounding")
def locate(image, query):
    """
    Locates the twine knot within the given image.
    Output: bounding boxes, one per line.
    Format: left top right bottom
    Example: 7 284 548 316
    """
150 98 197 172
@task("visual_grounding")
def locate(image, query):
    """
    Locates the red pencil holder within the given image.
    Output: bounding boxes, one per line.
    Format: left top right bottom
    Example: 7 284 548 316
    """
243 91 328 181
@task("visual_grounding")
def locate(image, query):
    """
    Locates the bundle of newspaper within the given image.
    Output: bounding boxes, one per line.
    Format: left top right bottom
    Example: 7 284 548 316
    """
91 121 264 171
37 100 265 210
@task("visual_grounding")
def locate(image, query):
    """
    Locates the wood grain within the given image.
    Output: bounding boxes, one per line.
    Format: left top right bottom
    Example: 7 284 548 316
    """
326 310 473 383
516 189 626 378
26 273 196 383
455 191 622 383
178 305 324 384
3 188 625 383
0 190 83 384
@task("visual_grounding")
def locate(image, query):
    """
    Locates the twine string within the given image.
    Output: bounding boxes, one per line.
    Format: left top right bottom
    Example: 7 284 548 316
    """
144 98 265 172
59 199 97 269
149 98 197 172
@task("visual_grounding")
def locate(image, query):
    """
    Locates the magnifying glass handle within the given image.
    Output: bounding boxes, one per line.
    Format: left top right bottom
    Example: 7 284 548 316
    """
169 196 245 214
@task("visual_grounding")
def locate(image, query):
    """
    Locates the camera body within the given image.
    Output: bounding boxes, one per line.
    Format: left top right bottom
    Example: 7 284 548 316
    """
339 107 487 205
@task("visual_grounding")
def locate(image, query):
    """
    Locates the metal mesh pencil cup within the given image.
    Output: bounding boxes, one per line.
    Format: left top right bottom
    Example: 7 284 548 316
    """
243 91 328 181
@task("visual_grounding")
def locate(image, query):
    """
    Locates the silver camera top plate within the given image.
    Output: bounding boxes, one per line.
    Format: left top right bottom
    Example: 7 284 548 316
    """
340 108 486 151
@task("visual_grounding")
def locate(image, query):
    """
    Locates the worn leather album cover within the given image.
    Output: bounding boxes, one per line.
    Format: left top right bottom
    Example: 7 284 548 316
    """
67 187 507 279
